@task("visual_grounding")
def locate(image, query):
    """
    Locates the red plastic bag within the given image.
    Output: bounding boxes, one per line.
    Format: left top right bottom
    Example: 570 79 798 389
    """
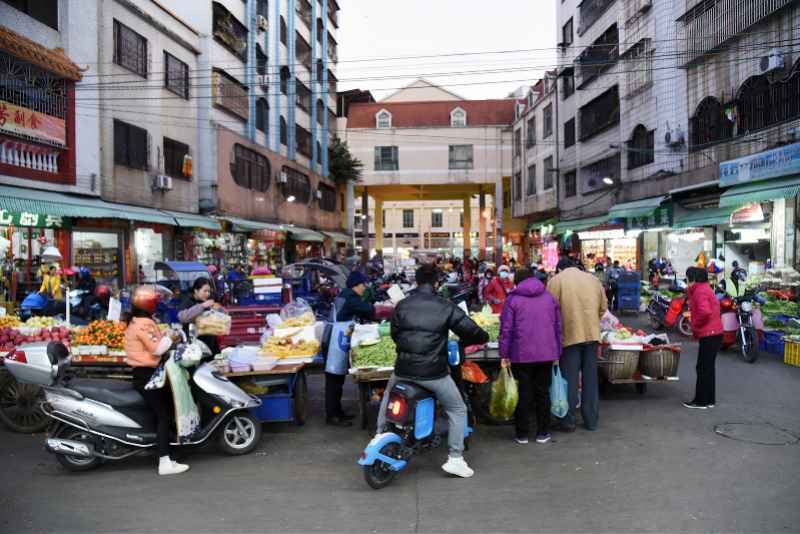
462 360 489 384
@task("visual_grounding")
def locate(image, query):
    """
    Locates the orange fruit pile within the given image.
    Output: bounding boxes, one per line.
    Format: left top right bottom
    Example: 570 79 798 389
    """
73 320 126 349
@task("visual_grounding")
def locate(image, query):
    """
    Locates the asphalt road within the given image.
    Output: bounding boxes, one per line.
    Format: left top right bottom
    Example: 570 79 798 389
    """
1 329 799 533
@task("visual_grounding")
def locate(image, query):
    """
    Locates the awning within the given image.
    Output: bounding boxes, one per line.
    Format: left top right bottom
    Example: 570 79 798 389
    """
554 215 609 234
164 211 221 231
289 227 325 242
719 176 800 208
526 217 559 232
672 206 737 229
608 196 666 219
323 231 352 243
0 185 176 225
217 216 285 233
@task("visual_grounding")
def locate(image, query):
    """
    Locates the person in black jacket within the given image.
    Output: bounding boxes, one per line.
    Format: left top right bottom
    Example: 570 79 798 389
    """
376 264 488 478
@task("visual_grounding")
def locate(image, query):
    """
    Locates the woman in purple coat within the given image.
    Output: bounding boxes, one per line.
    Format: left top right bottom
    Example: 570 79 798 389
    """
499 268 563 444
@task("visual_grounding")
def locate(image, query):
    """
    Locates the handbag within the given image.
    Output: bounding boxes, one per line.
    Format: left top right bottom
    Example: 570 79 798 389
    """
324 300 354 375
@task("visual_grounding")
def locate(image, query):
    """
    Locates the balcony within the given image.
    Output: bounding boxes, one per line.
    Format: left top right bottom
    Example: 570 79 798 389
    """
296 0 312 29
579 85 620 141
578 0 616 36
575 24 618 88
327 33 338 63
295 32 312 73
0 139 61 174
296 80 312 113
212 2 248 61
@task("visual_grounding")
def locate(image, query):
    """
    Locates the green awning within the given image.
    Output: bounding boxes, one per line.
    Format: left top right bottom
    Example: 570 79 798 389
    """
323 231 352 243
719 176 800 208
0 185 176 225
672 206 737 229
164 211 221 231
526 217 559 232
218 216 285 233
554 215 609 234
608 196 666 219
289 227 325 242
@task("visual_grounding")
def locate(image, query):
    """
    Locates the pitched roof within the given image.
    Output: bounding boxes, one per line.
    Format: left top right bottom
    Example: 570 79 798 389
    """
347 99 516 128
0 25 85 81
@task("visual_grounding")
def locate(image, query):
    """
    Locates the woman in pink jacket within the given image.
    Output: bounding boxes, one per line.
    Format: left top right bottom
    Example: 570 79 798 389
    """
684 267 724 410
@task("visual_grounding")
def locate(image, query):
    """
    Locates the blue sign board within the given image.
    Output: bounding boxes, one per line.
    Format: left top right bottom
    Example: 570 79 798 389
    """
719 141 800 187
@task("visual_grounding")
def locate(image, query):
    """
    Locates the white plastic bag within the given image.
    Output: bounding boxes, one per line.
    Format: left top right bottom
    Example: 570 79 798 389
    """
195 310 232 336
351 323 380 348
280 298 312 321
600 310 621 332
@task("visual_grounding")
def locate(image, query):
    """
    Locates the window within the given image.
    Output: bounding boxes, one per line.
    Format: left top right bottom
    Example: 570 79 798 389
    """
319 183 336 211
626 39 654 96
460 211 464 227
543 156 554 190
256 0 268 17
374 146 398 171
543 104 553 138
281 166 311 203
164 137 189 179
579 0 616 35
296 80 311 112
376 110 392 129
513 129 522 157
575 23 619 88
212 69 248 120
280 66 290 95
164 52 189 99
431 209 443 228
581 154 620 193
562 70 575 99
296 32 312 71
317 99 325 125
527 164 537 196
562 18 574 46
113 20 147 77
230 144 270 191
627 124 654 169
514 172 522 201
213 2 248 60
450 108 467 127
737 75 772 133
280 116 287 145
280 16 287 45
526 117 536 148
296 125 312 158
402 209 414 228
449 145 474 170
579 85 620 141
382 210 386 228
114 120 148 170
256 45 268 77
564 118 576 148
256 98 269 134
689 96 733 149
564 171 577 198
2 0 58 29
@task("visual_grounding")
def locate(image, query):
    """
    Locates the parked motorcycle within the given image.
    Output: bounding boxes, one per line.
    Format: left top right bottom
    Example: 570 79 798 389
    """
2 328 263 472
719 295 762 363
647 291 692 337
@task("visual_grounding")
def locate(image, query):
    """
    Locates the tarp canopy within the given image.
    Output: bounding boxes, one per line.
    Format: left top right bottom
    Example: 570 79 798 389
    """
672 206 738 229
217 216 285 233
608 196 666 219
288 227 325 242
718 176 800 208
554 215 610 234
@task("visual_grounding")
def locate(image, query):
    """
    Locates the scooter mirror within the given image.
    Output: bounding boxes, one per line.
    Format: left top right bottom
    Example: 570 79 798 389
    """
188 323 197 342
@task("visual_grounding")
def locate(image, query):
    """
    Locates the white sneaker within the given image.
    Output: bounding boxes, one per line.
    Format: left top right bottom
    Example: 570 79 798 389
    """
158 457 190 476
442 456 474 478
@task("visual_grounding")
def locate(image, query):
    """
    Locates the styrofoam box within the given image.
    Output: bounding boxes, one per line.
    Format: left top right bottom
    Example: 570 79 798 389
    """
252 278 282 287
254 285 282 294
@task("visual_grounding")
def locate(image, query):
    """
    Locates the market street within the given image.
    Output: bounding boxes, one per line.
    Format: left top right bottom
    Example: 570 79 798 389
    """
1 335 798 534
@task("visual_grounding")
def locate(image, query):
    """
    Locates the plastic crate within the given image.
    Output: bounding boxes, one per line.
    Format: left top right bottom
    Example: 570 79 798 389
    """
617 294 641 311
784 339 800 367
250 393 294 422
762 330 784 355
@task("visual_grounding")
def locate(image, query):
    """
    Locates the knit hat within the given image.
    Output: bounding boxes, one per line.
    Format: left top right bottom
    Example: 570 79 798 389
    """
347 270 370 288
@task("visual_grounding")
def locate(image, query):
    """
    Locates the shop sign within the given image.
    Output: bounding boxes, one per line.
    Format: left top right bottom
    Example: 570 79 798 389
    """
627 205 673 230
0 209 68 228
730 203 764 225
429 232 450 238
578 228 626 240
720 141 800 187
0 100 66 146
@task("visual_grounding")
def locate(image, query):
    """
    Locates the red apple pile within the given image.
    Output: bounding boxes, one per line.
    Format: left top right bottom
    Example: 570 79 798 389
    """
0 327 71 352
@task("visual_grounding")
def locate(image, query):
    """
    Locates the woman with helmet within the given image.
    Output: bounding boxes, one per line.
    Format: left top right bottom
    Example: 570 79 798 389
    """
484 265 515 314
177 277 222 357
124 285 188 476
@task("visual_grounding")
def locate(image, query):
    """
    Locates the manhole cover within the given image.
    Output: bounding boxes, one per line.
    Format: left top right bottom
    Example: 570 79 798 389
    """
714 423 799 446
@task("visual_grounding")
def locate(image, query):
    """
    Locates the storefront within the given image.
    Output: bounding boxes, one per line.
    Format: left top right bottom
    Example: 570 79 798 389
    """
205 217 287 272
577 226 639 271
286 227 325 263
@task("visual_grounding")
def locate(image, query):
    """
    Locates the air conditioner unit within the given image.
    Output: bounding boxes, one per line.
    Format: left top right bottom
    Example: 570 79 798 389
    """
758 49 785 74
277 170 288 184
256 15 268 32
664 123 686 148
153 174 173 191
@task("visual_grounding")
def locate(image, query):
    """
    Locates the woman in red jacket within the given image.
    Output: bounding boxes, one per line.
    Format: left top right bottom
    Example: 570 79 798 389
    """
684 267 724 409
484 265 515 314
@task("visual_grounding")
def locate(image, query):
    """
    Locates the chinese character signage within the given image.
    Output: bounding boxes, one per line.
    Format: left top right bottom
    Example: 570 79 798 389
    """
0 210 68 228
627 205 673 230
720 142 800 187
0 100 66 146
730 203 765 225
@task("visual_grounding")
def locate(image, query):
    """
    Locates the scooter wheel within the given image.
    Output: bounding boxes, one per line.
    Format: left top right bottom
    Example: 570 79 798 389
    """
363 443 400 490
54 428 102 472
218 412 262 455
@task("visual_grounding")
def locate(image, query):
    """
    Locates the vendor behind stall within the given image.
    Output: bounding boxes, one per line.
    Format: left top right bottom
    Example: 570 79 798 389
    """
325 271 375 427
177 277 222 356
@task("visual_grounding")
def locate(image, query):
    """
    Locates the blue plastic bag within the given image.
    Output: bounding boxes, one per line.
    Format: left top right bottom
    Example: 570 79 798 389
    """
550 365 568 418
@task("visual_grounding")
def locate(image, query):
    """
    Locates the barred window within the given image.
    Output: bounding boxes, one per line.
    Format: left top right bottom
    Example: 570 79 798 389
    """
256 98 269 134
319 183 336 211
402 209 414 228
213 1 248 60
737 75 771 133
113 20 147 77
211 68 248 120
543 156 555 190
282 166 311 203
374 146 398 170
527 164 537 196
690 96 733 149
564 171 577 198
164 137 189 179
514 172 522 201
543 104 553 138
431 209 443 228
230 144 270 191
579 85 620 141
564 118 576 148
114 120 148 170
448 145 473 169
3 0 58 29
164 52 189 99
627 124 654 169
526 117 536 148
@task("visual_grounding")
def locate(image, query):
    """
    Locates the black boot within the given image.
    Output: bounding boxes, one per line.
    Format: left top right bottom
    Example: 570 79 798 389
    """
326 416 353 427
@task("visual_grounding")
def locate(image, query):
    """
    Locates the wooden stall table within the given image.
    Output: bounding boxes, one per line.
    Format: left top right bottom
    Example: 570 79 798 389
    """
350 367 393 430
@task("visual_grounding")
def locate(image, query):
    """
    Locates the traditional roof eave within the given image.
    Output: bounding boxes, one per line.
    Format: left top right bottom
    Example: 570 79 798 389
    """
0 25 85 81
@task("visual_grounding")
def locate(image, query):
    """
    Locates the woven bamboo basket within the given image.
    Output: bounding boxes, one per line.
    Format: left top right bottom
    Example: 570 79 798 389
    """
599 348 640 380
639 346 681 378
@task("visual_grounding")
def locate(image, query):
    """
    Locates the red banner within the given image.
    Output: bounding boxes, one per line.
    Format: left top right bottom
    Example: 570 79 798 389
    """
0 100 66 146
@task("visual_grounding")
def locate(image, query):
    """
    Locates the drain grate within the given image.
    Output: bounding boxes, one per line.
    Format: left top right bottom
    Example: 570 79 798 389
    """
714 422 799 446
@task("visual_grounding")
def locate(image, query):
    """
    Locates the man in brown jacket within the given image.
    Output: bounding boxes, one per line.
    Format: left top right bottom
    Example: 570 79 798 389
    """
547 258 608 431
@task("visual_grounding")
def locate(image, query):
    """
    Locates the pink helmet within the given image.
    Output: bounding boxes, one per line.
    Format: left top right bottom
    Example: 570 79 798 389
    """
207 264 218 275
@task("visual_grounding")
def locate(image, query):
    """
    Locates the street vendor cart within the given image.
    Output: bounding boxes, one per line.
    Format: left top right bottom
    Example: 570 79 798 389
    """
598 342 681 395
223 360 310 425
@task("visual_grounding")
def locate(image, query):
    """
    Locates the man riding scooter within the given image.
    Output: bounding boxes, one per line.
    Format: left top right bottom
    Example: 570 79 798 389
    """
375 264 488 478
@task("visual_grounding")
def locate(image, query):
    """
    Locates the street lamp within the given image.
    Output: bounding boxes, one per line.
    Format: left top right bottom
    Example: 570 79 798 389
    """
602 176 615 186
287 195 296 203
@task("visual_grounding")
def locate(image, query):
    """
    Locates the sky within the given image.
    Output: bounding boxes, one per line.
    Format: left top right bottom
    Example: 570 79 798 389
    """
336 0 558 101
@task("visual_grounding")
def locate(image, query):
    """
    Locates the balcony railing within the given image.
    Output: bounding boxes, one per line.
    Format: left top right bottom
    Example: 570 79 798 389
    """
575 24 618 88
296 0 312 29
327 34 338 63
578 0 616 35
0 140 60 173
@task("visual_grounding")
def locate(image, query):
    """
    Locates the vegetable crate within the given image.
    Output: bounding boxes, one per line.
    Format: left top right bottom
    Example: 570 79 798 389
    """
783 340 800 367
760 331 784 356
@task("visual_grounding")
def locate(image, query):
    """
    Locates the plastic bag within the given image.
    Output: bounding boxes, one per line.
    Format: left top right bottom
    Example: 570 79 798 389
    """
461 360 489 384
280 299 313 322
600 310 621 332
351 323 380 348
550 365 569 418
195 310 231 336
489 366 518 420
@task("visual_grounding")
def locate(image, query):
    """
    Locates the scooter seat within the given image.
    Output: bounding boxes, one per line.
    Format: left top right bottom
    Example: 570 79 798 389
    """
68 379 146 408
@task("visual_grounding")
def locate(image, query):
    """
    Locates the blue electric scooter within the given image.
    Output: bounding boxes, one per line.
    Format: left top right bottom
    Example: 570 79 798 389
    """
358 341 472 489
